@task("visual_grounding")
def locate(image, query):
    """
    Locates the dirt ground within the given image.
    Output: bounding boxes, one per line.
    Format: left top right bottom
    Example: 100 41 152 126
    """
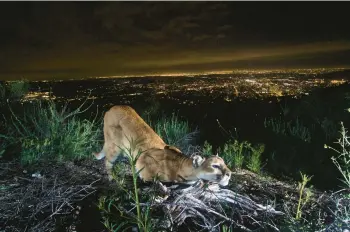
0 158 342 232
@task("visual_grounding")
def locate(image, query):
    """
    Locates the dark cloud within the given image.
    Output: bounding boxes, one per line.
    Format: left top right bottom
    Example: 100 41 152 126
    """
0 2 349 80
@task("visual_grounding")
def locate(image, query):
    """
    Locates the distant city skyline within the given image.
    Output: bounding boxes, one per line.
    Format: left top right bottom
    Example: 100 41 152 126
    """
1 2 350 80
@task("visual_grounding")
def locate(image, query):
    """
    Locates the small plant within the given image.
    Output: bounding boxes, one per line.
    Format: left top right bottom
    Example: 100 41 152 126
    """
151 113 199 152
280 172 315 231
295 172 313 220
325 121 350 188
202 140 213 157
98 138 155 232
246 143 265 174
222 140 247 169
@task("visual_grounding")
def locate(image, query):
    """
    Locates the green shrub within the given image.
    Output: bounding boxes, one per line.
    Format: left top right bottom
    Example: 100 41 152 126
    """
222 140 248 169
151 113 199 152
202 140 213 157
7 80 30 99
246 143 265 173
7 99 102 164
264 117 312 143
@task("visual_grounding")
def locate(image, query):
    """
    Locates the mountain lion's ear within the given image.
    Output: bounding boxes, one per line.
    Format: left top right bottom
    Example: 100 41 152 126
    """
192 155 205 168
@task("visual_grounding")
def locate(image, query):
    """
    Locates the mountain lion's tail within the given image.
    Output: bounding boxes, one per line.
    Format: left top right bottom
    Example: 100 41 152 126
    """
93 149 106 160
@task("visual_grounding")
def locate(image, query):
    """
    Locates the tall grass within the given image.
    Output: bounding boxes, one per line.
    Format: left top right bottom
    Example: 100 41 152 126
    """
151 113 199 152
5 98 102 164
264 117 312 142
320 117 339 141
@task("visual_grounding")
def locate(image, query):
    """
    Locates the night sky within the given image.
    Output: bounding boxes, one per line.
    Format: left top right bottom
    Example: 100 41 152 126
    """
1 2 350 80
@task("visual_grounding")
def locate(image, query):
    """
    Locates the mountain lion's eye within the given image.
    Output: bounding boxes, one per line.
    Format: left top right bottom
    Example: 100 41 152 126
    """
212 164 220 169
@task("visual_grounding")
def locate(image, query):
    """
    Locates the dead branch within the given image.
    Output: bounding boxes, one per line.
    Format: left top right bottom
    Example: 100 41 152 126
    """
139 180 284 231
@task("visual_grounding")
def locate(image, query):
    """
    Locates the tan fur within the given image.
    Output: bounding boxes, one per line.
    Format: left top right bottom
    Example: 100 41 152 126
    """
94 105 232 186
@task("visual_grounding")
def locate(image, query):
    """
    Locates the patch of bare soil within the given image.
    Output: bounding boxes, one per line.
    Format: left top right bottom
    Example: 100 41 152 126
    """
0 159 107 232
230 169 345 229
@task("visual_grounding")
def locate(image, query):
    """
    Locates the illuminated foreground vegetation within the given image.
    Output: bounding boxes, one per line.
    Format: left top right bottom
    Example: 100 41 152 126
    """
0 80 349 232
